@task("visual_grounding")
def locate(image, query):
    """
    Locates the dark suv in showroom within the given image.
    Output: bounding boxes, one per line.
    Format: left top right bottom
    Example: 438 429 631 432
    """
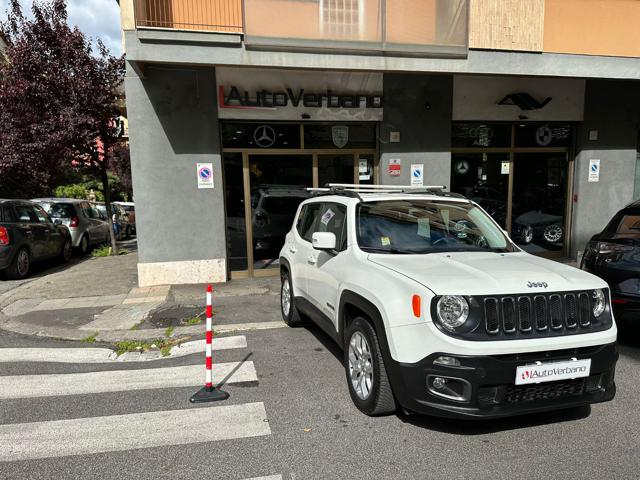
581 200 640 327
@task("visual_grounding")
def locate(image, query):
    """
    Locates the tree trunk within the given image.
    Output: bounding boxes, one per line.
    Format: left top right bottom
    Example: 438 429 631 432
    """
101 162 118 255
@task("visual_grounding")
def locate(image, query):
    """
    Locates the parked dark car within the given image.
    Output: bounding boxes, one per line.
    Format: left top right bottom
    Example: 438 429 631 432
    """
581 200 640 326
0 199 73 279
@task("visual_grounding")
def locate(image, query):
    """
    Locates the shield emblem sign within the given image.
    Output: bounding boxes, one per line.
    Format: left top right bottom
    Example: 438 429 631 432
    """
332 126 349 149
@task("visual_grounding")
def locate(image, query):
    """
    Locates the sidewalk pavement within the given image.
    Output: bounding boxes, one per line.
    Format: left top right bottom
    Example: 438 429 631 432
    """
0 251 283 344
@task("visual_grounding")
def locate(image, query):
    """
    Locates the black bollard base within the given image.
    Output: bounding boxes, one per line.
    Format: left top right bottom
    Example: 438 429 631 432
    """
189 386 230 403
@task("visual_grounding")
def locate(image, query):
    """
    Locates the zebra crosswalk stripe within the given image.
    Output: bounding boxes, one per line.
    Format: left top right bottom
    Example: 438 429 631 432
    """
0 362 257 399
0 402 270 462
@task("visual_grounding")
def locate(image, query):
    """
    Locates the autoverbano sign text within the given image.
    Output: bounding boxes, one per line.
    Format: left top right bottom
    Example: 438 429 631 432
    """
219 86 383 109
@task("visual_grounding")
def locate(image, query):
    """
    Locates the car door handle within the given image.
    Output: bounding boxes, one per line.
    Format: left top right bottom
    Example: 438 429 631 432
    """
289 246 297 254
307 255 317 265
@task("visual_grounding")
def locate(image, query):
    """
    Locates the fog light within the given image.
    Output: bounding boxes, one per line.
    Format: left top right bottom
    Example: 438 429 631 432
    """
432 377 447 390
433 356 461 367
427 375 472 403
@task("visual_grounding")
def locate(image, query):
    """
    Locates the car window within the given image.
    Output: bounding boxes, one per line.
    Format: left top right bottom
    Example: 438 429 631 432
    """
316 203 347 251
14 205 38 223
296 203 322 242
614 214 640 236
48 203 75 219
81 202 95 219
357 200 514 254
33 205 52 223
1 206 17 223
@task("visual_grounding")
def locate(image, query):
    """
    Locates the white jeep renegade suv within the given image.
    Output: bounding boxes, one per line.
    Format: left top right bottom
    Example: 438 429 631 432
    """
279 185 617 418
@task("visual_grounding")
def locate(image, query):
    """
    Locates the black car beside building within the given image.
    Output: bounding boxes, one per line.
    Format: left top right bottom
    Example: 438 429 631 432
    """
0 199 73 279
582 200 640 327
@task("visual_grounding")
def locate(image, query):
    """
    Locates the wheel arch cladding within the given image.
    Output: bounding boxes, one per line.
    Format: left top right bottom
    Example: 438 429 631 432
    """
339 290 391 356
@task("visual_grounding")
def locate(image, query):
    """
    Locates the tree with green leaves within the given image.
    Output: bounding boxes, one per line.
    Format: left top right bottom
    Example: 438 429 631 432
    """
0 0 125 254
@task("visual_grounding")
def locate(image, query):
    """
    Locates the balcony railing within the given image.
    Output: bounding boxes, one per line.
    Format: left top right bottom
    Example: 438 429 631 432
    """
133 0 243 33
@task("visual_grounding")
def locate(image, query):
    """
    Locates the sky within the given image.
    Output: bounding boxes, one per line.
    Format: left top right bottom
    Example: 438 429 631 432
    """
0 0 123 56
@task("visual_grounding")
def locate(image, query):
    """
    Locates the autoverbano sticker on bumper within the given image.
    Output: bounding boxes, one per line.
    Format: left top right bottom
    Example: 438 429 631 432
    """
515 359 591 385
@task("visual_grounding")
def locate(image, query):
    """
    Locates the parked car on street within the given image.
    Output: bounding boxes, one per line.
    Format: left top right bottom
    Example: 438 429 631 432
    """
94 202 132 240
581 200 640 328
33 198 110 254
114 202 136 234
279 184 617 418
0 199 72 279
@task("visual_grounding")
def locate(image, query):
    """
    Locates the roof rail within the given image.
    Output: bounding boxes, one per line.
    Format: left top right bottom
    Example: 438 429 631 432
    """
306 184 468 201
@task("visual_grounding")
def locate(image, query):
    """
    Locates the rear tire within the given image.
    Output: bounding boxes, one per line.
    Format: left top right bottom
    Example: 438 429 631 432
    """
78 235 89 255
60 238 72 263
280 270 303 327
6 247 30 280
344 316 397 416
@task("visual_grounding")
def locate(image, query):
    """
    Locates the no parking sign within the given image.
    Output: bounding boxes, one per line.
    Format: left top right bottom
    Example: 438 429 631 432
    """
197 163 214 189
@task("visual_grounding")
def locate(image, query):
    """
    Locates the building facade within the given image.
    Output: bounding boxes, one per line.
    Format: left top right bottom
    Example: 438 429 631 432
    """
118 0 640 286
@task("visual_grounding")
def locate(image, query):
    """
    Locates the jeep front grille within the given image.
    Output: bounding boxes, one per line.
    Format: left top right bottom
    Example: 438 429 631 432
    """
483 291 600 337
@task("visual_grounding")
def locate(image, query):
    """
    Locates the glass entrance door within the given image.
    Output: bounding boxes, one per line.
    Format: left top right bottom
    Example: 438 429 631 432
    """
450 153 510 229
317 154 355 187
248 154 313 272
510 153 568 255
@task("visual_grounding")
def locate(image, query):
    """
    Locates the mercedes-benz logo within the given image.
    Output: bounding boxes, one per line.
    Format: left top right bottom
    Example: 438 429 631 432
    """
253 125 276 148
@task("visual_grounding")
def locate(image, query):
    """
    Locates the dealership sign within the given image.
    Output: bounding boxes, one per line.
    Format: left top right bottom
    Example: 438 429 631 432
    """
216 67 383 121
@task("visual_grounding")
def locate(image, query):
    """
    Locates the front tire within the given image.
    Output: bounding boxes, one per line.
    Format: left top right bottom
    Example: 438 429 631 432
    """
344 317 397 416
6 247 30 280
280 270 303 327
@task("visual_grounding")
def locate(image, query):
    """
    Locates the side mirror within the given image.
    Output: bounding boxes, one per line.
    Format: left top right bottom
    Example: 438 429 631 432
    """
312 232 336 251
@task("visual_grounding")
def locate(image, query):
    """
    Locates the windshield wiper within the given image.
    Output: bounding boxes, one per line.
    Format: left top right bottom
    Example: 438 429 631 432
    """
360 246 411 254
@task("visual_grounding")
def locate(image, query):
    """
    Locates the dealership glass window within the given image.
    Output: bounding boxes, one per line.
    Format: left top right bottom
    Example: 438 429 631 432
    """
223 153 248 271
249 154 313 271
451 123 512 148
450 153 510 228
513 124 571 148
318 154 355 187
303 123 376 149
221 123 301 149
510 153 568 254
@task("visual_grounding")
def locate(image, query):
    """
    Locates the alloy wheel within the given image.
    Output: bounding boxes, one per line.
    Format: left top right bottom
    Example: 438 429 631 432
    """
348 331 374 400
281 278 291 317
543 224 563 243
16 250 29 276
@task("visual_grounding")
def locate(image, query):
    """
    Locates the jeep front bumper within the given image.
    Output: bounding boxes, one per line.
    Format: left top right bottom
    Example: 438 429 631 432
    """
387 343 617 419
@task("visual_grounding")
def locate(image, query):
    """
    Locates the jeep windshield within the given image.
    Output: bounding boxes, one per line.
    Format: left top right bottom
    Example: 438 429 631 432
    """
357 200 516 254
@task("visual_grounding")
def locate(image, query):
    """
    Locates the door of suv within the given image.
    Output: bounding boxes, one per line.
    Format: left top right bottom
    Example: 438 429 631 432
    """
290 202 322 300
306 202 348 328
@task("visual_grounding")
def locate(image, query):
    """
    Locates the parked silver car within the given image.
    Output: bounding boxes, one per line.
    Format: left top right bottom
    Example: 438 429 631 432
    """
33 198 110 254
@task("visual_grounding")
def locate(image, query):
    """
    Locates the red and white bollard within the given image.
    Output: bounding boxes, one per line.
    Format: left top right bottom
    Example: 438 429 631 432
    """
190 285 229 403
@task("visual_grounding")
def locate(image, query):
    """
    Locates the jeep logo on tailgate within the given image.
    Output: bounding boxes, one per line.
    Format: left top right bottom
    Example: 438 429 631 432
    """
527 281 548 288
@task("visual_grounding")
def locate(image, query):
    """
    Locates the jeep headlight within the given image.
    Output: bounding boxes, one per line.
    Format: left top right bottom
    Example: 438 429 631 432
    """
592 289 606 318
436 295 470 331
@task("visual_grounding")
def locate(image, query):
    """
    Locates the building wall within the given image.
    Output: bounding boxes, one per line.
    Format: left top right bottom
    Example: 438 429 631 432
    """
572 80 640 259
469 0 544 52
544 0 640 58
379 74 453 188
125 63 227 286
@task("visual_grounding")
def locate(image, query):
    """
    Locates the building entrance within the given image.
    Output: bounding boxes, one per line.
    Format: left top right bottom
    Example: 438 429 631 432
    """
222 122 377 277
450 123 574 258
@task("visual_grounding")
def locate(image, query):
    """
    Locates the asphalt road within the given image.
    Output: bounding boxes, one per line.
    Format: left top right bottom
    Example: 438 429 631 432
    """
0 324 639 480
